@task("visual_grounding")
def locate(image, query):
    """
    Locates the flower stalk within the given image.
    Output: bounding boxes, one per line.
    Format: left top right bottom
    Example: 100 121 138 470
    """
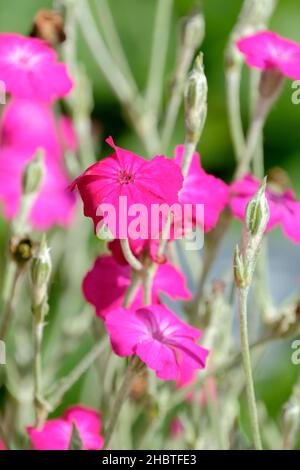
31 235 52 428
233 178 270 450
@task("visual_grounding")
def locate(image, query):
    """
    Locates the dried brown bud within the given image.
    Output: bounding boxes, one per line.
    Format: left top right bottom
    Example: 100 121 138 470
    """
30 10 66 46
9 236 35 266
130 372 148 402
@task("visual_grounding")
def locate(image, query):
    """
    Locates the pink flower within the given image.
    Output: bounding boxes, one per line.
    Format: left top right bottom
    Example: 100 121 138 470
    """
0 147 75 230
1 99 77 160
174 146 229 232
0 440 5 450
71 137 183 238
170 418 184 439
237 31 300 80
82 255 191 318
105 304 209 380
0 33 72 101
230 174 300 243
27 405 103 450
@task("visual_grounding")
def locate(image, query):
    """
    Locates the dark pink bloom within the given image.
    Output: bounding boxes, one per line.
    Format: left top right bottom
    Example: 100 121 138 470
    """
0 33 72 101
0 99 76 160
27 405 103 450
237 31 300 80
0 147 75 230
174 145 229 232
71 137 183 238
230 174 300 243
82 255 191 318
105 304 209 380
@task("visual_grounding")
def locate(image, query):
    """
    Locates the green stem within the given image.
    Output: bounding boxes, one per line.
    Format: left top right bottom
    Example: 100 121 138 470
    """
237 287 262 450
120 239 143 271
103 356 141 448
0 263 21 340
94 0 137 93
49 339 108 410
225 65 245 161
145 0 173 118
76 0 160 156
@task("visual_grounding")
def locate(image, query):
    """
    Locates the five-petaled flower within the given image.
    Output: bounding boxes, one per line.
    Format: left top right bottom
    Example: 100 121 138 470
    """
105 304 209 381
0 33 72 101
71 137 183 239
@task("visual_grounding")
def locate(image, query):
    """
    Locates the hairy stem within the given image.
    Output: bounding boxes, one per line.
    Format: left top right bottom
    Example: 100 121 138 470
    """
225 65 245 161
237 287 262 450
145 0 173 118
103 356 141 448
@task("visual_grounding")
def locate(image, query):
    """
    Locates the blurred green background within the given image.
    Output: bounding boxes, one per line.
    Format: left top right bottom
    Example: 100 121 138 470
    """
0 0 299 448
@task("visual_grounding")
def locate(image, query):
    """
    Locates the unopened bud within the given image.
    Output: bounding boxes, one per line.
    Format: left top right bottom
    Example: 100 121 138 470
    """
245 177 269 237
184 53 207 144
22 149 45 195
31 235 51 310
181 10 205 50
233 245 248 289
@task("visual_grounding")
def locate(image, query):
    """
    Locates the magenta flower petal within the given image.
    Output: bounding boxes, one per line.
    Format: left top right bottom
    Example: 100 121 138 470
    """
237 30 300 80
0 33 72 102
72 137 183 238
105 305 209 381
27 405 103 450
174 145 229 232
1 99 76 160
230 174 300 243
82 255 192 318
0 146 76 230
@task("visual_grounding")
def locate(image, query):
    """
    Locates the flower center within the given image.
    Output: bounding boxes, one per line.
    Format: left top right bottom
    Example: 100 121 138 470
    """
118 169 135 185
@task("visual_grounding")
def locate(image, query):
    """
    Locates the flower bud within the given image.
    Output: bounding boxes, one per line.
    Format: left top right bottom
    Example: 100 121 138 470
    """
181 10 205 50
184 53 207 144
31 235 51 310
245 177 270 237
22 149 45 196
233 245 249 289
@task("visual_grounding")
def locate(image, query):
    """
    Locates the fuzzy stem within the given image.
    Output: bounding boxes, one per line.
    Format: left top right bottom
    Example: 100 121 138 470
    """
77 0 160 156
0 264 21 340
103 356 141 448
120 239 143 271
94 0 137 92
145 0 173 118
225 65 245 161
237 287 262 450
123 271 142 308
49 339 108 410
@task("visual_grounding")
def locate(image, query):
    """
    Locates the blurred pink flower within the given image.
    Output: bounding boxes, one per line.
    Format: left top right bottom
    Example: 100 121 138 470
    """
237 31 300 80
170 418 184 439
105 304 209 380
1 99 77 160
174 145 229 232
0 440 5 450
0 33 72 101
0 146 75 230
71 137 183 238
230 174 300 243
27 405 103 450
82 255 191 318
